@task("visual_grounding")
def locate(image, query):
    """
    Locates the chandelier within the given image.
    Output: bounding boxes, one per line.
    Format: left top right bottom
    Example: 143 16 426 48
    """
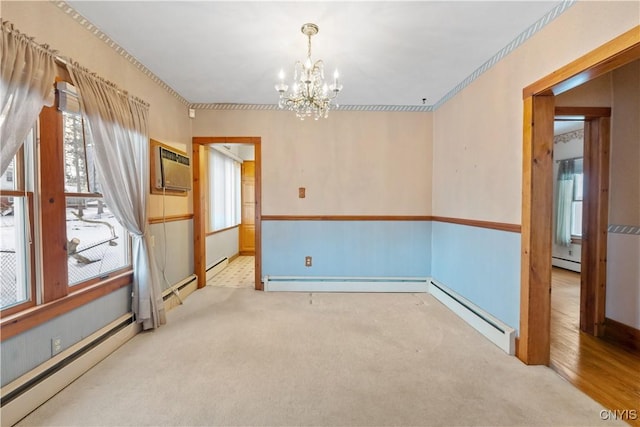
275 23 342 120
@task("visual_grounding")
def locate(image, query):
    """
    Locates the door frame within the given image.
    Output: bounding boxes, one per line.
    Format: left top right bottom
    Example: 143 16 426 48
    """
519 26 639 365
192 136 262 290
554 108 611 337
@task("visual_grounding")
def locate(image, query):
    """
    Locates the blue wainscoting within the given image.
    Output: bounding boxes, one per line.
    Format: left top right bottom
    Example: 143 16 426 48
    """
262 220 431 278
431 221 521 333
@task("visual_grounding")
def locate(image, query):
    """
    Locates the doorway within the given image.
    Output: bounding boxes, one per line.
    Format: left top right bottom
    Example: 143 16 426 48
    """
519 26 639 366
192 136 262 290
550 118 584 369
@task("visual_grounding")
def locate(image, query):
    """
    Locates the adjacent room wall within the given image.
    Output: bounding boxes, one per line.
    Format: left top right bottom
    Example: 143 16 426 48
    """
431 1 639 333
1 1 193 385
608 60 640 329
192 109 433 279
553 60 639 330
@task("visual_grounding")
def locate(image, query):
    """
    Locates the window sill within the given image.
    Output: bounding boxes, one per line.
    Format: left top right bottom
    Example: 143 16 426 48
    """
0 270 133 342
571 236 583 245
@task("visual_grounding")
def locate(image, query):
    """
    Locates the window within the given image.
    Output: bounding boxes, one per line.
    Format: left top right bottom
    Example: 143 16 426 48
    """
0 130 36 312
555 157 583 247
61 111 130 286
208 147 241 232
1 82 132 315
571 168 583 238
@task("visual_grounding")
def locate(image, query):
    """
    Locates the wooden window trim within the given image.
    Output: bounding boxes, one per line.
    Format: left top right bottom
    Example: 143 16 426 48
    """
0 269 133 341
206 224 240 237
0 192 37 316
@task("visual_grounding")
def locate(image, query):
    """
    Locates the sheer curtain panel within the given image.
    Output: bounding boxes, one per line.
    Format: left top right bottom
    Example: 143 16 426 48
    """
0 21 57 174
68 64 165 330
555 159 575 247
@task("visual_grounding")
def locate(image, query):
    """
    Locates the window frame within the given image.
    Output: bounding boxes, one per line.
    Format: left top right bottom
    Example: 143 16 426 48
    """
570 165 584 242
0 188 37 316
0 98 133 336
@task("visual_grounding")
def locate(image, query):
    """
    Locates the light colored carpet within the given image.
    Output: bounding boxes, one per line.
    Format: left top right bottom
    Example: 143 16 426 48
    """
16 262 619 426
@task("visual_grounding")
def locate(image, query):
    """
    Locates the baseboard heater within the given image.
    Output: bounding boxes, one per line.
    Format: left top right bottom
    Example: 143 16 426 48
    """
162 274 198 311
0 313 140 427
263 276 429 293
428 279 516 355
551 256 581 273
206 257 229 282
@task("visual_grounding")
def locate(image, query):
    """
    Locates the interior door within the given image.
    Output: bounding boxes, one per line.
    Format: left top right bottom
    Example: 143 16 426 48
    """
240 161 255 255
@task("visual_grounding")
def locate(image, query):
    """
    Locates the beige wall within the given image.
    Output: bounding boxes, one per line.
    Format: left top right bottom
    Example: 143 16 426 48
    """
555 73 612 107
3 1 192 218
610 60 640 226
192 110 433 216
433 1 639 224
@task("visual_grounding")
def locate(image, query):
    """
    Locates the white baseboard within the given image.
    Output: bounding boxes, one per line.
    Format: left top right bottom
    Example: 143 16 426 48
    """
206 257 229 282
0 315 140 426
428 279 515 355
263 276 429 292
162 274 198 311
552 257 581 272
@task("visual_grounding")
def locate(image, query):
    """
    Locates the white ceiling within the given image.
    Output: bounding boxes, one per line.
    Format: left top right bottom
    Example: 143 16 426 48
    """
66 1 565 107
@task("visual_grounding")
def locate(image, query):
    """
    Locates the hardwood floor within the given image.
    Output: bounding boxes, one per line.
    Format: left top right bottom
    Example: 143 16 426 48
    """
550 267 640 426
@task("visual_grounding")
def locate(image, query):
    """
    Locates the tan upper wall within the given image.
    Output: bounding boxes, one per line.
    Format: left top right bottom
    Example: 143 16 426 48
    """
610 60 640 226
555 73 612 107
3 1 192 217
432 1 639 224
192 110 433 216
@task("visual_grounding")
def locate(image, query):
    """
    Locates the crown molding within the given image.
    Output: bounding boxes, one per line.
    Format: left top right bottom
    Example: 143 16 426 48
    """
52 1 190 106
554 128 584 144
188 103 433 112
52 0 574 112
433 0 575 110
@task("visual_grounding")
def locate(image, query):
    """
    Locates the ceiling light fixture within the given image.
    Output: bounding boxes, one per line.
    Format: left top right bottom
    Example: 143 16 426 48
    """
275 23 342 120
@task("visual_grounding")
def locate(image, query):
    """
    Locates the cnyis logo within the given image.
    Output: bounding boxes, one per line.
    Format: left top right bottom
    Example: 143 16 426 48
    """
599 409 638 421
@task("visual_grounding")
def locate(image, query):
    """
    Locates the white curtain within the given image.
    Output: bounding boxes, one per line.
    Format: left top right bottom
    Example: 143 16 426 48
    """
555 159 575 247
68 64 165 330
0 21 57 175
208 148 241 231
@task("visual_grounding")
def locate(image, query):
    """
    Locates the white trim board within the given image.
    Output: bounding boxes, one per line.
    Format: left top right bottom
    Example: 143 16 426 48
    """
263 276 429 293
428 279 516 355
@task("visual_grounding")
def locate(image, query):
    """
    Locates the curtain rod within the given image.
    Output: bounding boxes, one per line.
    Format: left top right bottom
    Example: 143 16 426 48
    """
555 156 583 163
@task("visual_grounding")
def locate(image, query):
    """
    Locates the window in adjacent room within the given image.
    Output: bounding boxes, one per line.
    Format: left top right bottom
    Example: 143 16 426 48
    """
570 158 583 238
208 147 241 232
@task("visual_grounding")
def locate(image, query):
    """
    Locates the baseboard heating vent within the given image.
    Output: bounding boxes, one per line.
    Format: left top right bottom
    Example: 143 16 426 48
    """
264 276 429 293
551 256 581 273
429 279 515 355
1 313 139 427
206 257 229 282
162 274 198 311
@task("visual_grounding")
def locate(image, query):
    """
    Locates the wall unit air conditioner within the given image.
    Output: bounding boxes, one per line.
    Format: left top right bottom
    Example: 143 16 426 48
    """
155 146 192 191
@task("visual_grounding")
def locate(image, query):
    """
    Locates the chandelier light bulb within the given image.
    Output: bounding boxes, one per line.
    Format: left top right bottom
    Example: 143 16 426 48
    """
275 23 342 120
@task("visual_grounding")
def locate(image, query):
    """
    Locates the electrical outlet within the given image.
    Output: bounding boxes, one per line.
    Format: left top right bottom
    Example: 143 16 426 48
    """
299 187 306 198
305 256 312 267
51 336 62 356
